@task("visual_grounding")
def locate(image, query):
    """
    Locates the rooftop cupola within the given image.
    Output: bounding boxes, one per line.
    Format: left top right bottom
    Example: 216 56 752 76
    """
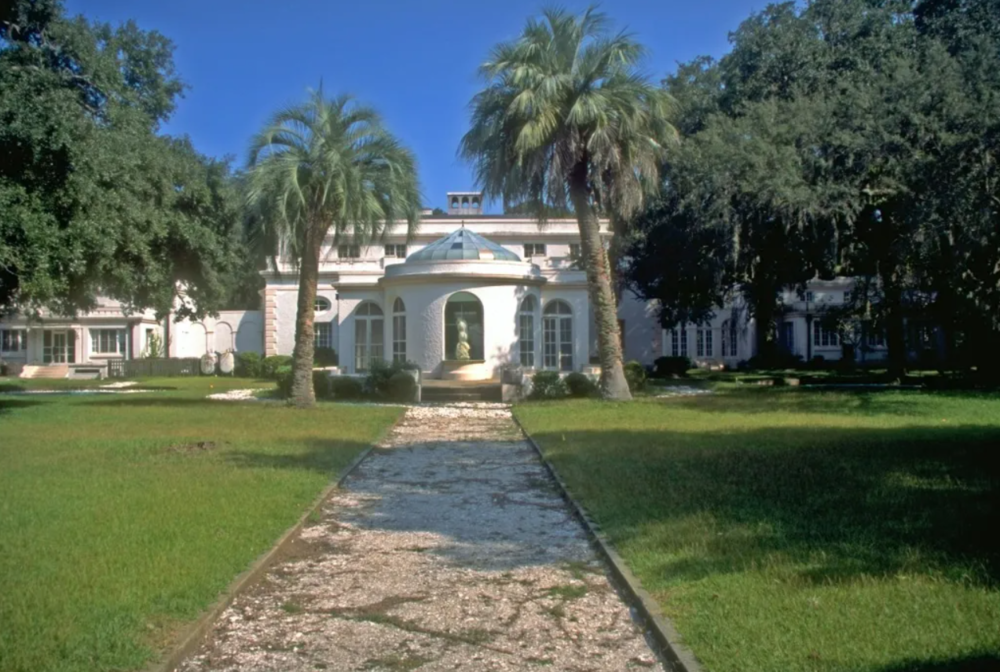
447 191 483 216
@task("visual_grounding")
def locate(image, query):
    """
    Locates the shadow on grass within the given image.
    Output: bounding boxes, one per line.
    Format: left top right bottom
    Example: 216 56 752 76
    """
533 422 1000 587
0 397 44 414
668 387 930 417
875 654 1000 671
223 438 367 475
80 396 231 408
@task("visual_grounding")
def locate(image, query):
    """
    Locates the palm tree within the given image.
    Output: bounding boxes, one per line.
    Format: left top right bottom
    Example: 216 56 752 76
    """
460 7 675 400
247 88 421 406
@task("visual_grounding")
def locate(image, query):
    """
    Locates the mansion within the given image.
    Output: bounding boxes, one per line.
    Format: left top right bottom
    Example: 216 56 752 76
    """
1 191 891 380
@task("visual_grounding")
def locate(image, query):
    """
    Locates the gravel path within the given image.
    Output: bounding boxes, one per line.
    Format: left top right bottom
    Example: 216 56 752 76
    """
175 403 662 672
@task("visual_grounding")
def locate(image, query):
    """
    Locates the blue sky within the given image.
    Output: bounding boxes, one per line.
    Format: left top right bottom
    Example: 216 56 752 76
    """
66 0 764 212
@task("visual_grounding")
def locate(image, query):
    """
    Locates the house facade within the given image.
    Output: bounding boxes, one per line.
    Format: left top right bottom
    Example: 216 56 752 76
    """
0 298 163 377
262 193 657 380
2 191 912 380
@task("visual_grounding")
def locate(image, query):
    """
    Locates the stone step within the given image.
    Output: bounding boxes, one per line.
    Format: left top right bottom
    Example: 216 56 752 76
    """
19 365 69 380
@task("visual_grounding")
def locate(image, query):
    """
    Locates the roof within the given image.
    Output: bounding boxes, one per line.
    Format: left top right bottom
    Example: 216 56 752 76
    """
406 228 522 262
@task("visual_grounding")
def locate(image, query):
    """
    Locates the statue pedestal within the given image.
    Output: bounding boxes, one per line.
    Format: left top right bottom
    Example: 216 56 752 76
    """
441 359 489 381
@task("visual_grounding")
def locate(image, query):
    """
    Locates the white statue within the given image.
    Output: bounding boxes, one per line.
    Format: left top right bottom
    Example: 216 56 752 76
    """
455 317 471 360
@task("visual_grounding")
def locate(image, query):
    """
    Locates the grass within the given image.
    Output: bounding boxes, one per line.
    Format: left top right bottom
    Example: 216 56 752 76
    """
0 376 402 672
514 388 1000 672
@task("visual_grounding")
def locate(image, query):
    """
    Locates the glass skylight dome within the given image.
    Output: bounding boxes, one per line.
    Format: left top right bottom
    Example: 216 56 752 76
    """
406 228 521 262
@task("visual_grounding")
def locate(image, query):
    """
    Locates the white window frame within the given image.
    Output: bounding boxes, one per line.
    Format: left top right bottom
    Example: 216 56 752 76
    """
696 327 713 358
722 320 738 358
354 302 384 372
524 243 547 258
314 296 332 313
0 329 27 352
314 322 332 350
671 327 688 357
542 300 573 371
518 296 537 368
384 244 407 258
392 298 406 363
813 323 840 347
338 244 361 259
91 328 128 355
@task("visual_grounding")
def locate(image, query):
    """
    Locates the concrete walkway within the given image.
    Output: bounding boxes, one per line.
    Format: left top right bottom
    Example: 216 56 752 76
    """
176 403 662 671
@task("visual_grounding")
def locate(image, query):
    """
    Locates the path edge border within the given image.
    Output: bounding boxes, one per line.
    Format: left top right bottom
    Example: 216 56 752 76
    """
511 412 703 672
144 410 405 672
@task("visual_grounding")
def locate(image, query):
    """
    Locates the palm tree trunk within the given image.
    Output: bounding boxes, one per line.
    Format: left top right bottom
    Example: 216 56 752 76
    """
290 226 322 407
569 162 632 401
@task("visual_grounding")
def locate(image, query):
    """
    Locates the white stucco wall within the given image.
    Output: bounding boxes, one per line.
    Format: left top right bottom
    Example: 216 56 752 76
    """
171 311 264 358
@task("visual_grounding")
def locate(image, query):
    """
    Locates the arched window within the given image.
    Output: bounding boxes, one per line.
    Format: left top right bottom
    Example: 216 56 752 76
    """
445 292 484 360
392 298 406 364
451 197 460 209
314 296 331 313
518 296 537 367
543 300 573 371
354 302 384 371
721 319 738 358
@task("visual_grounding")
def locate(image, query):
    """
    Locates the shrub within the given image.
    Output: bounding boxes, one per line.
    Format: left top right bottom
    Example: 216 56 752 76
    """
564 371 596 398
365 359 419 398
330 376 364 400
275 365 294 398
314 347 338 367
653 356 690 378
530 371 567 400
235 352 262 378
387 370 417 402
624 360 647 393
276 367 333 400
262 355 293 379
312 370 332 399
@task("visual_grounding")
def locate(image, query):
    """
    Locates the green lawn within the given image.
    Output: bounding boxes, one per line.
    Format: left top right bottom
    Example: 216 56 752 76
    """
515 389 1000 672
0 377 402 672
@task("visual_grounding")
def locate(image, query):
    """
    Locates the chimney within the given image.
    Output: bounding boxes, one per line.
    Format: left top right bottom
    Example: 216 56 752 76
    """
447 191 483 216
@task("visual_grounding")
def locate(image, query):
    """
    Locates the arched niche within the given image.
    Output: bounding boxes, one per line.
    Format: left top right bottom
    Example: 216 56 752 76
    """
444 291 484 361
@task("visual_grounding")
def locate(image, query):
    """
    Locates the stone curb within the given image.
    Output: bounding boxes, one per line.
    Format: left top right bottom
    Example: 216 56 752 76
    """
144 412 405 672
511 412 704 672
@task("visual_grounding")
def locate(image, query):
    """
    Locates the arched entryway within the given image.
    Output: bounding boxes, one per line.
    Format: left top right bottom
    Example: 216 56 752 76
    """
444 292 484 361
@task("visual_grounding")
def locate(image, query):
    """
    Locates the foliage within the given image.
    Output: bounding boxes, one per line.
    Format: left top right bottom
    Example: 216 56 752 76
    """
313 346 338 367
329 376 364 400
275 365 294 398
652 356 691 378
234 351 262 378
246 87 421 407
364 359 419 399
627 0 1000 373
515 389 1000 672
261 355 292 380
460 6 676 401
563 371 596 398
387 370 417 402
311 370 332 400
0 0 243 318
529 370 567 400
623 360 647 392
0 376 401 672
141 332 166 359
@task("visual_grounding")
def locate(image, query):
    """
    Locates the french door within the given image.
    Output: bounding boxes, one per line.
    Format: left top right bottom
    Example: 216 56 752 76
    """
43 330 75 364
